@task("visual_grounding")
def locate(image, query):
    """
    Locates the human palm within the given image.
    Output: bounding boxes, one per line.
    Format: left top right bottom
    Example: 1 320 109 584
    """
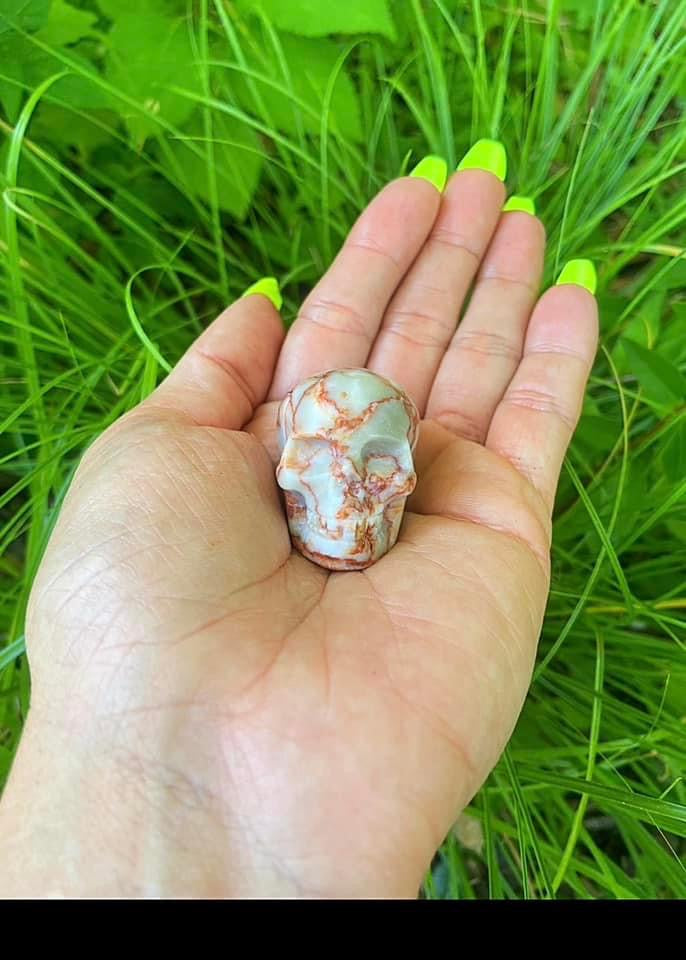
15 162 597 898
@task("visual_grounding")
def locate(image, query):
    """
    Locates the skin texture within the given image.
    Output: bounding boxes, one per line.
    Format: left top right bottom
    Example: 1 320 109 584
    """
0 168 598 898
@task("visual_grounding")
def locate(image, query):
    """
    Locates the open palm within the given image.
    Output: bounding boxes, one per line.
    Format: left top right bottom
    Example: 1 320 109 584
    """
24 160 597 898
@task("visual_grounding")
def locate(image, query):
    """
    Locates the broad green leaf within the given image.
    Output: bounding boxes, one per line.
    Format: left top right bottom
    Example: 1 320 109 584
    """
653 257 686 291
32 103 118 154
0 43 25 121
112 170 196 232
0 33 115 118
45 69 116 110
236 0 396 39
664 676 686 717
656 303 686 374
169 112 263 220
622 337 686 409
104 6 201 146
661 419 686 484
597 292 629 330
665 517 686 547
628 290 664 346
581 394 602 417
575 413 621 454
611 291 664 376
231 34 362 142
0 122 59 195
26 44 116 109
36 0 98 46
0 0 49 35
96 0 186 16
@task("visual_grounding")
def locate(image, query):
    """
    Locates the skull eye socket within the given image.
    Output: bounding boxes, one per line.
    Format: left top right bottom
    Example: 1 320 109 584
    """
281 436 332 468
360 438 411 472
365 455 397 479
360 438 416 501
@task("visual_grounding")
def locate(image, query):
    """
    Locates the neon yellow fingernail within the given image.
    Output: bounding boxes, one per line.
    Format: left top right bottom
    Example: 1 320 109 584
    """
503 195 536 215
409 154 448 192
556 259 597 296
241 276 282 311
457 139 507 181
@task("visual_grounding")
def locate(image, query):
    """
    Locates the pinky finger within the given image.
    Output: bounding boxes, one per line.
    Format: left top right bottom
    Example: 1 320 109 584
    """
485 262 599 512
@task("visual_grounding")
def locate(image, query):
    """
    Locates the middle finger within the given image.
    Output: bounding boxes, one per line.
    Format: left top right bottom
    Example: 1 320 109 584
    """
366 140 507 413
269 163 446 400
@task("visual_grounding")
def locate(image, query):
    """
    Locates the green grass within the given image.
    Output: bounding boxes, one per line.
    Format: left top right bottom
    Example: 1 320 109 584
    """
1 0 686 899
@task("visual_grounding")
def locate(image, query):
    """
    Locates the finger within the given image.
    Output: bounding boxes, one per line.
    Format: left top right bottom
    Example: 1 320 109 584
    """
147 280 285 430
485 263 599 511
367 167 507 413
425 203 545 440
269 167 445 400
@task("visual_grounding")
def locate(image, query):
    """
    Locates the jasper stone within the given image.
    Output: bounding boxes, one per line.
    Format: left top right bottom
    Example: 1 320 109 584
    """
276 369 419 570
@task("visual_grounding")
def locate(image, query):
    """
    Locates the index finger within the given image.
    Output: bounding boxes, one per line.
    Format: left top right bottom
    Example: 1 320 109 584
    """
268 159 447 400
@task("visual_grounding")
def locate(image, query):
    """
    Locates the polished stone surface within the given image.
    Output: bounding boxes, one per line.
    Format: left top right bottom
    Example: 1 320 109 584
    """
276 369 419 570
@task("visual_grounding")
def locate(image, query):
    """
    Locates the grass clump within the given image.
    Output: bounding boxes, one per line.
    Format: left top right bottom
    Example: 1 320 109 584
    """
1 0 685 898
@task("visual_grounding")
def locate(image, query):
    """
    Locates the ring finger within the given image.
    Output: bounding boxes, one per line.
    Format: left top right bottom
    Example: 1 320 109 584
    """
425 201 545 441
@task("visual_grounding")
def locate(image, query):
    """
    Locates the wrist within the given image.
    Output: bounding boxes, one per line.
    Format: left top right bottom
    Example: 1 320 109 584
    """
1 696 427 899
0 709 292 898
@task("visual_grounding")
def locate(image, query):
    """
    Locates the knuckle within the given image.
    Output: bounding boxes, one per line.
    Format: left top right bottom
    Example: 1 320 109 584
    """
428 229 481 264
502 387 577 431
297 298 372 343
427 408 486 443
382 309 451 350
477 271 539 297
451 329 521 361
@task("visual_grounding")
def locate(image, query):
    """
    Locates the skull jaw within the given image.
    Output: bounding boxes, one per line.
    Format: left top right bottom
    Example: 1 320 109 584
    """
284 497 406 571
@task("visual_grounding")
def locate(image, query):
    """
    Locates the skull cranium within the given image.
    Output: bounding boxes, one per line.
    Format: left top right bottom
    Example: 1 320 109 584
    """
276 369 419 570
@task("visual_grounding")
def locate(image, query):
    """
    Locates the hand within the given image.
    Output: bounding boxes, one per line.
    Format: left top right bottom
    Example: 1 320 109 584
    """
0 154 597 898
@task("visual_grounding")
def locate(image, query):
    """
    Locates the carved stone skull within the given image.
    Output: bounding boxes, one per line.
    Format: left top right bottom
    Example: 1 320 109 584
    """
276 368 420 570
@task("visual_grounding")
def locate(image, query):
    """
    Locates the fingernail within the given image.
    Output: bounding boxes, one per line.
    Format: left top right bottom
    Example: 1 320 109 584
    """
409 154 448 192
241 276 282 310
457 139 507 181
555 259 597 295
503 195 535 215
